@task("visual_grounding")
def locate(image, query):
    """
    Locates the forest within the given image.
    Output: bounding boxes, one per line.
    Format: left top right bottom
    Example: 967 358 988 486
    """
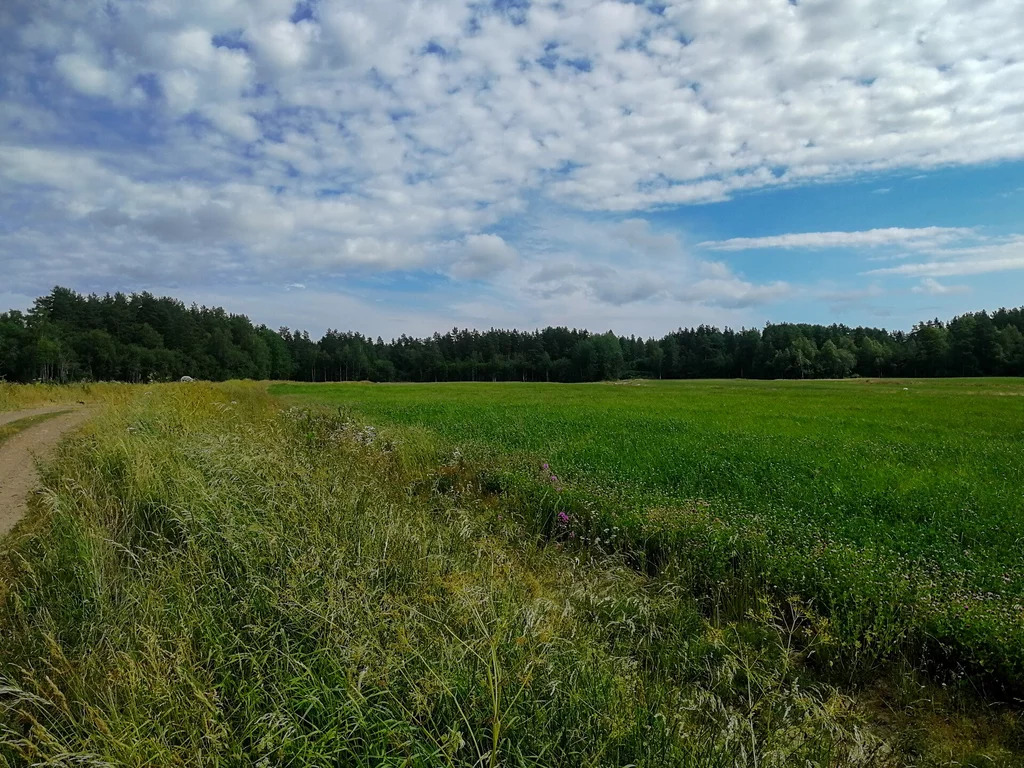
1 286 1022 383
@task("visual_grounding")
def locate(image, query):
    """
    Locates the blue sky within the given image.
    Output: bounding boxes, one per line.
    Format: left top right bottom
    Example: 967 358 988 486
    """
1 0 1022 338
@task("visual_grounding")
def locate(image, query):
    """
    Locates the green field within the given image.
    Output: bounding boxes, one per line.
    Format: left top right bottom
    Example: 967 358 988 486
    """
2 381 1022 765
273 378 1024 685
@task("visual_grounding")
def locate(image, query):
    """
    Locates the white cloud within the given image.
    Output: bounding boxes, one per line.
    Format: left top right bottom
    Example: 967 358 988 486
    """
247 19 317 74
204 105 260 143
448 234 520 280
6 1 1024 215
698 226 1024 286
54 53 126 99
1 0 1023 330
911 278 969 295
865 235 1024 278
161 70 201 113
678 276 792 309
871 256 1024 278
700 227 973 251
519 217 789 310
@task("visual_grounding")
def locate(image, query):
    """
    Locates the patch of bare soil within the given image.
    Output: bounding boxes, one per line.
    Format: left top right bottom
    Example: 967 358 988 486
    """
0 405 72 429
0 408 90 538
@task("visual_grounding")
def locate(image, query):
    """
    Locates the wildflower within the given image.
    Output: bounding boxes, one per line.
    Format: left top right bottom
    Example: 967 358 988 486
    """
557 511 570 525
550 475 558 483
542 462 549 471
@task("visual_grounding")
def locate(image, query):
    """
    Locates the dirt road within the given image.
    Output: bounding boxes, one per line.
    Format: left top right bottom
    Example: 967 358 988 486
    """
0 407 90 538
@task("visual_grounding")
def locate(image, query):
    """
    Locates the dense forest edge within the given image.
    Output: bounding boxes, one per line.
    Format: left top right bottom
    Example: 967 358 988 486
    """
2 286 1023 383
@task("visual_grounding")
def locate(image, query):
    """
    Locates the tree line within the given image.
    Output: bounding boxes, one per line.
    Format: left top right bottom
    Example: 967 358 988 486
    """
1 287 1023 384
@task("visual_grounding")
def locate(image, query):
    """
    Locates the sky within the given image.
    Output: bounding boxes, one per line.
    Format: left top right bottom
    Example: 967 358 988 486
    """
1 0 1022 339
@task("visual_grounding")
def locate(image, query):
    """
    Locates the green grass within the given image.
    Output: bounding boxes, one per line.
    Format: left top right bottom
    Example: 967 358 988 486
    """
0 383 898 766
270 379 1024 688
1 382 1021 764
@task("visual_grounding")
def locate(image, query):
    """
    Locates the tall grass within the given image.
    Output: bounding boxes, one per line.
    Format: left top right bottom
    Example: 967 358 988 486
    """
271 380 1024 691
0 381 135 413
0 384 916 766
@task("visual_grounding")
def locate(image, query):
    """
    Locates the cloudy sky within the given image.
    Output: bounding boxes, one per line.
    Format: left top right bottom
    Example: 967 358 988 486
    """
1 0 1022 337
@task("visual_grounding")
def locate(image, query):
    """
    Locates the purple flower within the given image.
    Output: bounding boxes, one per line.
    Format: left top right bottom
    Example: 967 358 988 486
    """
541 462 549 471
557 511 570 525
550 475 558 483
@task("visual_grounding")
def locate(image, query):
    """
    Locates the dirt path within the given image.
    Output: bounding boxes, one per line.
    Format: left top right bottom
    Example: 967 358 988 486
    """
0 405 74 429
0 408 90 538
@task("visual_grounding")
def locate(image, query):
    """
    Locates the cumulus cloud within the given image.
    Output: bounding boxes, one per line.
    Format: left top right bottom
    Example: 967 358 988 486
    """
247 19 317 74
1 0 1022 329
54 52 127 99
520 217 789 310
5 1 1023 211
448 234 520 280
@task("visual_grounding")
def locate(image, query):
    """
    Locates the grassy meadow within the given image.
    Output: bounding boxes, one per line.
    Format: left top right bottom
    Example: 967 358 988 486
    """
272 379 1024 689
0 379 1020 765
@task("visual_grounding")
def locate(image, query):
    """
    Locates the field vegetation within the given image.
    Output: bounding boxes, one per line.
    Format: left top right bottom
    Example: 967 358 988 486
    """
0 380 1020 765
273 379 1024 692
0 382 140 416
0 382 104 413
